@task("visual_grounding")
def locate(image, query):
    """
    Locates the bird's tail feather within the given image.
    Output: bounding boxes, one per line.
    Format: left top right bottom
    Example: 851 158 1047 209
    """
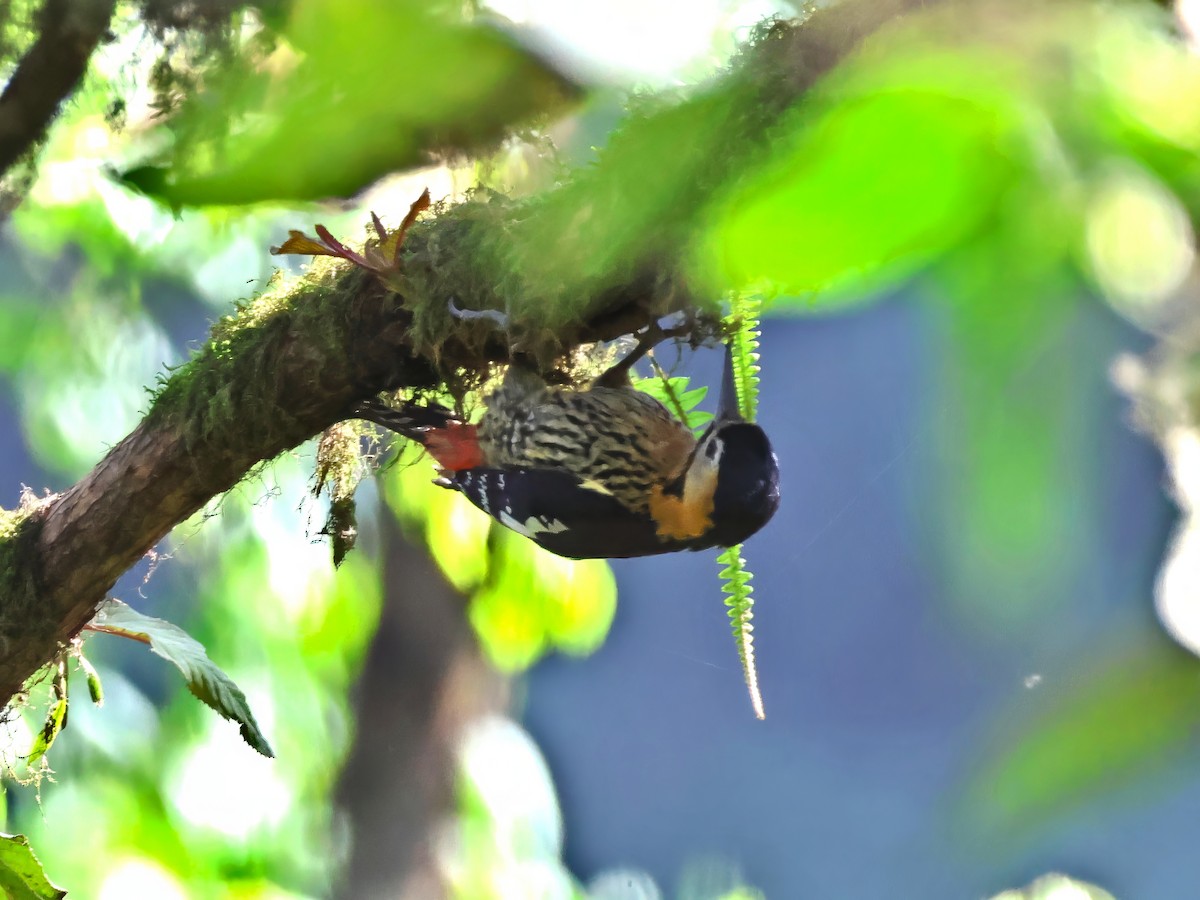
352 398 457 439
353 398 485 471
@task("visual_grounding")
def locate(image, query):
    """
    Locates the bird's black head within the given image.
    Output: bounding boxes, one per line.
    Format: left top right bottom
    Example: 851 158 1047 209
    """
668 342 780 550
704 420 780 547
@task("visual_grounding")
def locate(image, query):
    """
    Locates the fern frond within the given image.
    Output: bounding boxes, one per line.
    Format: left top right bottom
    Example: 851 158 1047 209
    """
717 294 767 718
727 293 763 422
718 543 764 720
636 362 714 435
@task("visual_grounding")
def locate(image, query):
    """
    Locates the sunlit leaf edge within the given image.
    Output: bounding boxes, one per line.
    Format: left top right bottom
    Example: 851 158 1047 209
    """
89 600 273 757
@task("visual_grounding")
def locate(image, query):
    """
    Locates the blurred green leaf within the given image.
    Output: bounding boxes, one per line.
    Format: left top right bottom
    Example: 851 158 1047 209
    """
384 448 617 670
927 174 1086 625
424 482 493 594
0 834 66 900
90 600 273 758
470 529 616 671
494 82 762 335
386 455 492 592
124 0 579 206
966 643 1200 832
675 855 765 900
989 872 1116 900
698 62 1027 300
451 717 581 898
693 3 1200 312
700 5 1114 628
533 547 617 656
0 301 44 375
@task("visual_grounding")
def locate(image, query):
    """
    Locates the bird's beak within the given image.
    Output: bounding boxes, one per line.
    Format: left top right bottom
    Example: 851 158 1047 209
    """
717 343 745 422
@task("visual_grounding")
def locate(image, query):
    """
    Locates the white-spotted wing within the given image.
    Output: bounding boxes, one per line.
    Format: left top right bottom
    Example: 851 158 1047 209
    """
445 467 718 559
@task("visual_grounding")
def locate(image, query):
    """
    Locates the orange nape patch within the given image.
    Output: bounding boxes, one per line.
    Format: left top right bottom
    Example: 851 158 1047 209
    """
648 468 716 541
423 422 485 471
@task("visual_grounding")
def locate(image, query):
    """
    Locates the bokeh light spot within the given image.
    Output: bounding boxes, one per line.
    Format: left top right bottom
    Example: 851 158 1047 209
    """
97 858 188 900
1085 165 1193 316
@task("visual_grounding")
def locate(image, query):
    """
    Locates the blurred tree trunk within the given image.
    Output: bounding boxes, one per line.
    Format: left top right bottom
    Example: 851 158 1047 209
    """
0 0 116 176
335 511 505 899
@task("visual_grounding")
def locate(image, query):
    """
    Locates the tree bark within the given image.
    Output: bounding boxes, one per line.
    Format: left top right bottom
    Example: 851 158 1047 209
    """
0 0 117 175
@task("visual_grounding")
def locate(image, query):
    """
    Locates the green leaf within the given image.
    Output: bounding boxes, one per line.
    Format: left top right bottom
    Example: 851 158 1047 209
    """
696 50 1028 302
0 834 66 900
126 0 579 206
90 600 274 757
0 301 44 375
635 372 712 434
383 449 617 670
469 528 616 672
927 181 1084 627
964 643 1200 833
717 545 763 720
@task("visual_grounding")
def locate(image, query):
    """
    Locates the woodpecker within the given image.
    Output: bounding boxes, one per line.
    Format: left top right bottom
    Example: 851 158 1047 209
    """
354 341 780 559
270 194 777 556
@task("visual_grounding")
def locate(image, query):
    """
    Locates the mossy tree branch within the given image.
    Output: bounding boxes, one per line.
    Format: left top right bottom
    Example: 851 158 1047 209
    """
0 0 926 706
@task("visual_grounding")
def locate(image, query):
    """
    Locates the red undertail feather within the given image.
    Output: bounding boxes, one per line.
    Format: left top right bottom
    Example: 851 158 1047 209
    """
424 422 485 471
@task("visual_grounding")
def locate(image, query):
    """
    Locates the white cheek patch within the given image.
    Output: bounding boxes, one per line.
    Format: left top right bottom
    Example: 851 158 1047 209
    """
701 436 724 467
499 509 568 538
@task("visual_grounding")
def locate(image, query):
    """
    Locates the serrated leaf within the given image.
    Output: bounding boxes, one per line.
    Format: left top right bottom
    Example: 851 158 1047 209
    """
90 600 273 757
636 370 711 435
713 296 768 719
0 834 66 900
726 294 762 423
718 544 764 720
